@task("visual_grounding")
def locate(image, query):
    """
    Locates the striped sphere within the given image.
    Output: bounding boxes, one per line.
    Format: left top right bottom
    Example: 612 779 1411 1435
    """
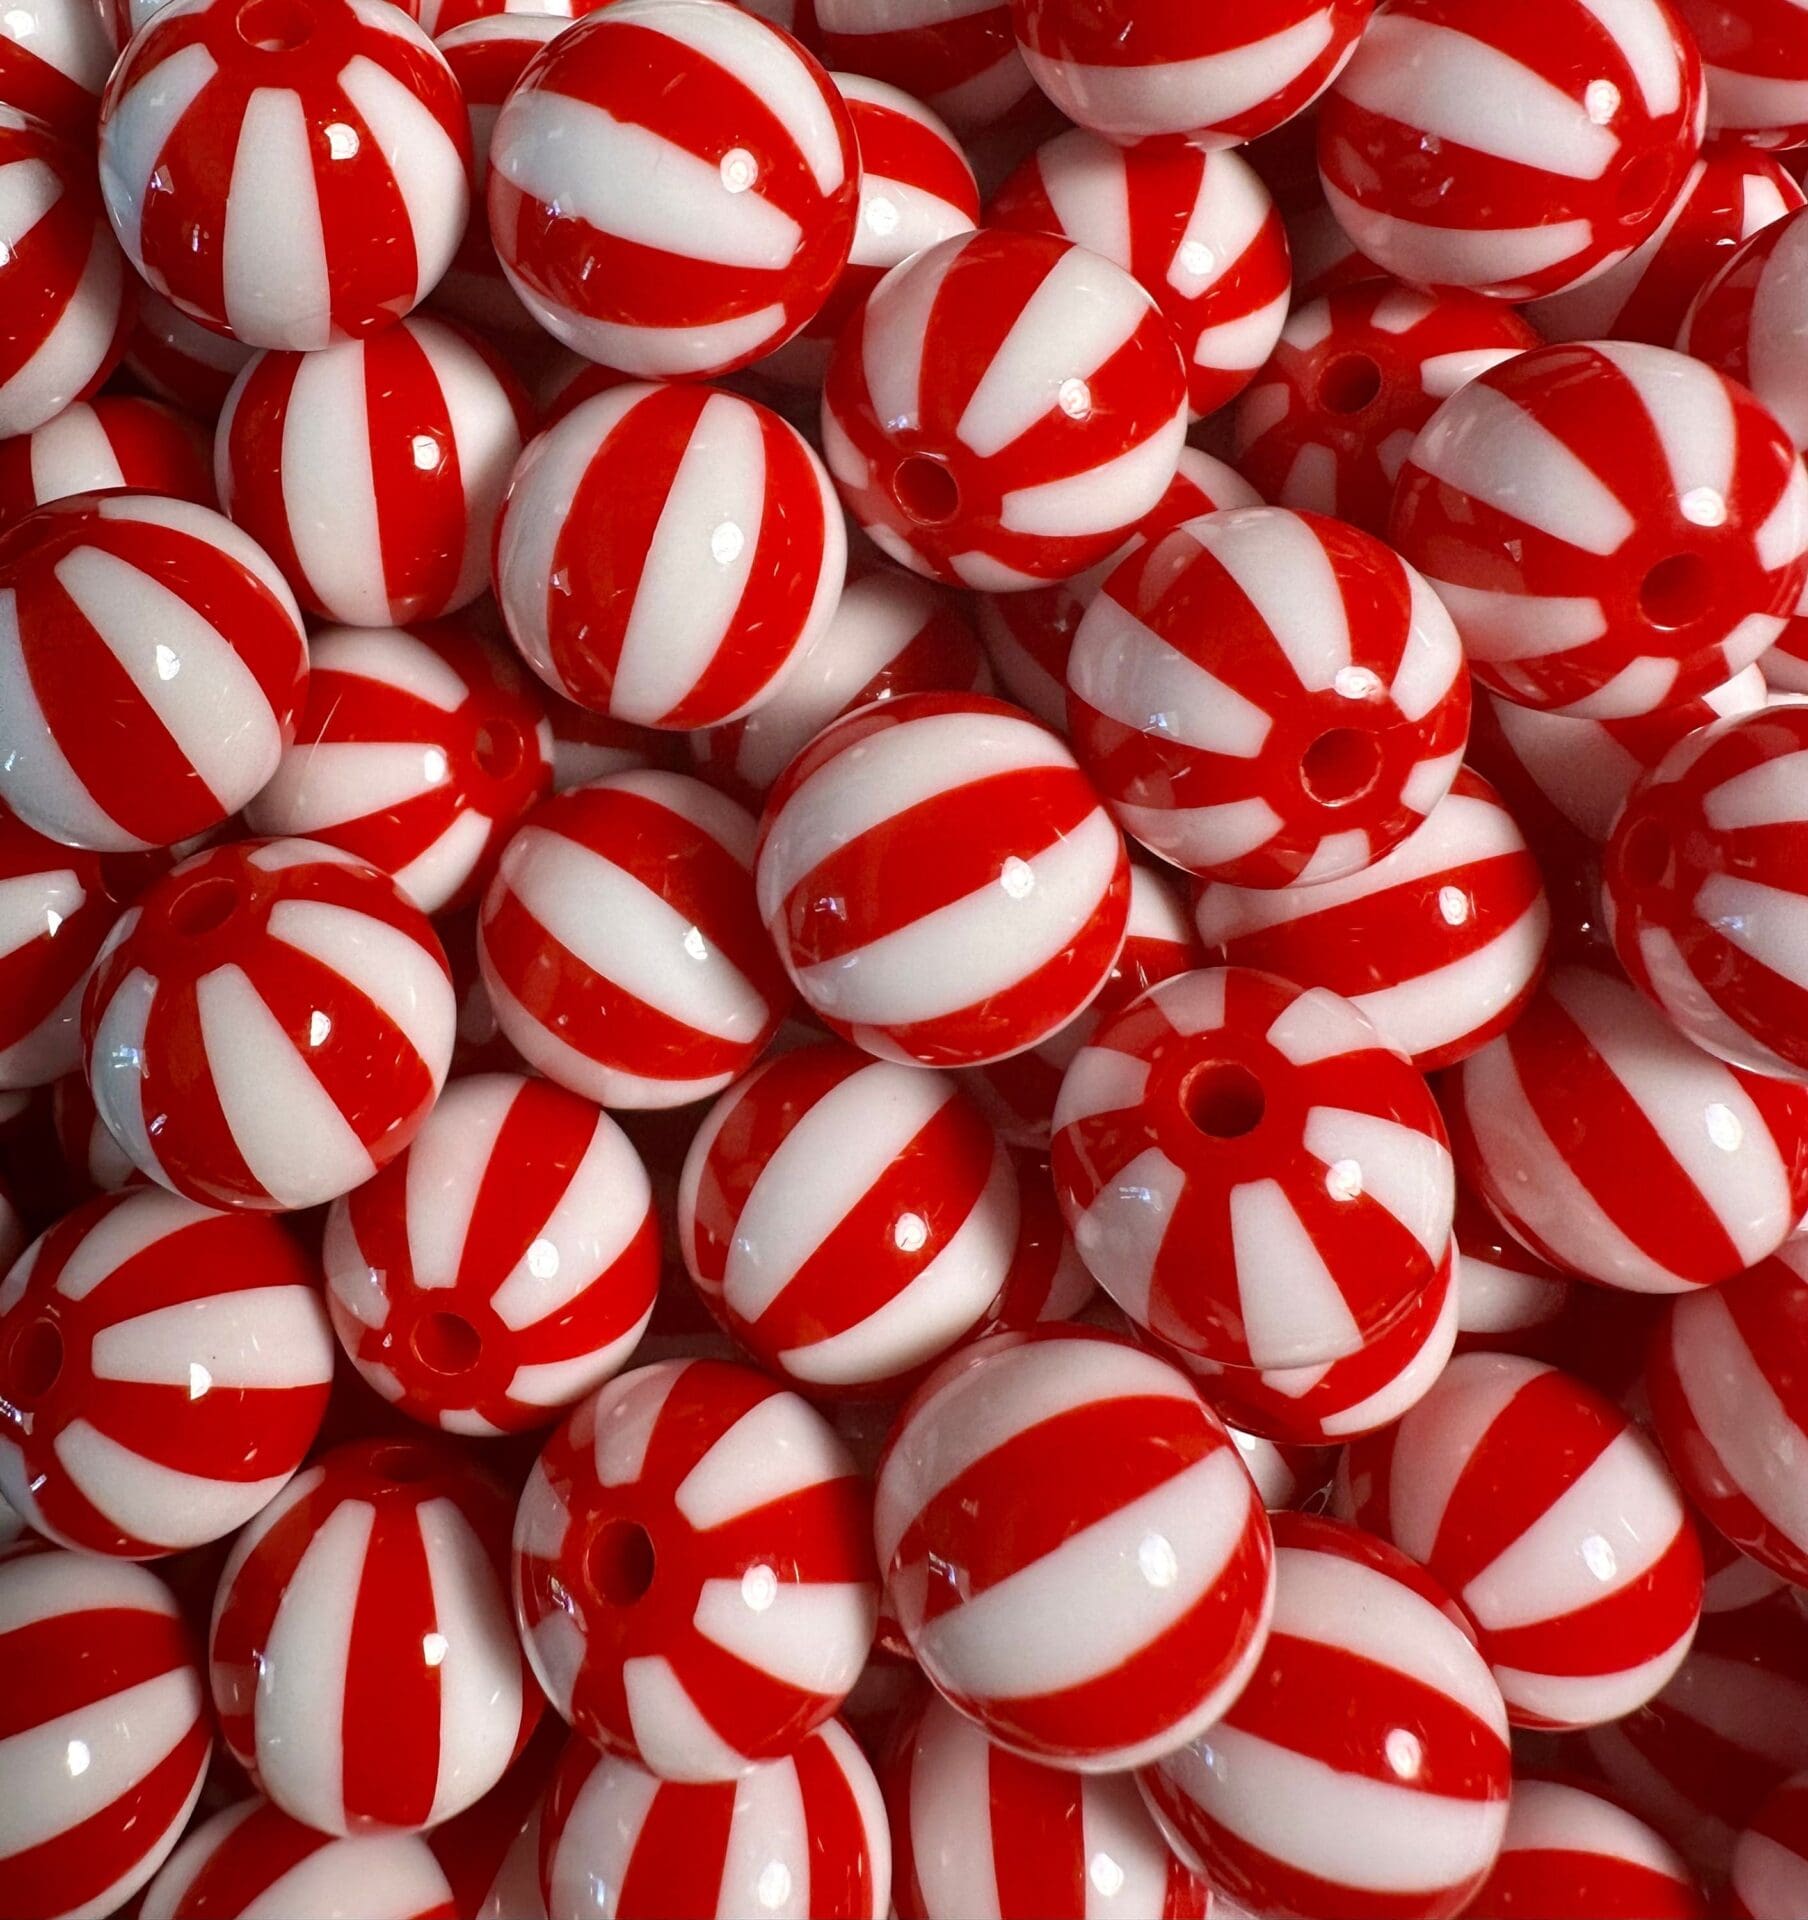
813 0 1036 135
874 1328 1276 1771
0 1188 332 1555
1338 1350 1705 1730
539 1722 890 1920
0 490 308 853
991 130 1291 421
512 1359 878 1780
493 382 845 729
0 1548 210 1920
0 396 212 530
820 229 1189 591
215 314 530 629
1194 768 1550 1072
210 1436 537 1834
479 771 791 1108
97 0 471 351
1067 505 1470 888
0 0 113 139
1451 1187 1575 1363
245 618 554 915
1388 341 1808 717
1675 0 1808 148
124 285 255 422
487 0 859 376
887 1691 1209 1920
1443 964 1808 1293
1682 202 1808 455
755 692 1131 1069
678 1042 1017 1396
1731 1774 1808 1920
84 838 456 1212
1141 1514 1511 1920
1051 966 1455 1370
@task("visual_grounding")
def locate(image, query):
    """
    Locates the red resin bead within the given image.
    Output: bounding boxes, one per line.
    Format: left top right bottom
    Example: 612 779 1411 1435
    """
0 397 214 530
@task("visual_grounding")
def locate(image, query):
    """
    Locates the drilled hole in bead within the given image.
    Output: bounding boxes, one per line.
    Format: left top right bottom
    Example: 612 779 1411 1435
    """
1300 727 1383 806
368 1443 439 1486
236 0 314 48
1639 553 1713 629
1317 352 1382 416
473 721 527 781
1620 817 1673 890
893 455 960 528
1 1316 63 1405
410 1312 481 1377
1182 1061 1266 1139
587 1519 656 1606
165 874 241 937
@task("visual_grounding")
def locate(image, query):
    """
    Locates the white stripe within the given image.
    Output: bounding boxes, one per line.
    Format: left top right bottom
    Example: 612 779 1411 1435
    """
97 44 216 261
1231 1178 1365 1367
244 1833 455 1920
1070 590 1273 755
337 56 468 308
1204 508 1351 689
1385 1354 1543 1565
398 1074 509 1292
593 1361 686 1487
860 234 963 439
28 403 125 500
1071 1143 1183 1328
278 340 388 624
1705 748 1808 830
222 88 331 348
1303 1106 1453 1260
249 740 447 835
91 1284 333 1387
1592 340 1735 509
674 1390 852 1529
999 407 1185 536
907 1702 1002 1920
622 1654 747 1779
690 1577 872 1692
1116 795 1281 868
87 963 158 1178
310 623 470 710
1494 1630 1692 1726
1702 872 1808 993
1573 0 1685 113
1424 576 1605 662
1323 179 1595 289
719 1756 812 1920
56 1414 296 1547
1037 129 1132 267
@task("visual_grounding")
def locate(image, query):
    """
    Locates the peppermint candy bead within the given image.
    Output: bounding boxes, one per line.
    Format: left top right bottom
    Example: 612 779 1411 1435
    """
512 1359 878 1779
755 692 1131 1069
0 397 213 530
0 0 114 139
820 229 1189 591
479 772 790 1108
0 1549 210 1920
84 838 456 1211
245 618 554 914
98 0 471 351
814 0 1035 136
0 491 308 852
487 0 859 377
1338 1350 1704 1729
1730 1775 1808 1920
211 1436 537 1833
875 1328 1276 1771
1674 0 1808 148
1681 206 1808 452
493 383 845 729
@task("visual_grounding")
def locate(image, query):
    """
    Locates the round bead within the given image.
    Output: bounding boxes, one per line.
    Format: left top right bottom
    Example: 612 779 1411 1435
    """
84 838 456 1211
886 1691 1208 1920
1009 0 1374 148
1393 341 1808 717
539 1722 891 1920
1318 0 1704 300
875 1328 1276 1770
1674 0 1808 148
1730 1774 1808 1920
1068 505 1470 888
124 285 256 422
1681 205 1808 454
0 1189 332 1554
215 315 530 629
820 229 1188 591
1338 1350 1704 1729
679 1042 1017 1396
0 398 214 530
324 1072 659 1434
479 771 790 1108
0 491 308 852
1142 1513 1510 1920
1052 967 1455 1368
1450 1187 1574 1362
1194 768 1550 1072
755 691 1131 1068
991 130 1291 422
0 1549 209 1920
245 618 554 914
1443 964 1808 1293
814 0 1034 135
0 0 114 139
512 1358 878 1779
486 0 859 376
494 383 845 729
98 0 471 350
211 1435 536 1833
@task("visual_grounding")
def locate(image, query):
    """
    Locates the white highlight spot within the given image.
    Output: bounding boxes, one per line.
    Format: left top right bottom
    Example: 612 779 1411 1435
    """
721 148 758 194
325 122 360 160
682 924 709 963
1090 1854 1127 1898
756 1861 793 1909
422 1631 448 1666
1706 1102 1744 1151
1334 665 1382 700
308 1009 332 1048
154 644 179 681
1438 885 1471 926
710 521 746 565
741 1563 778 1612
528 1237 559 1279
1058 377 1092 419
893 1212 928 1254
1327 1158 1364 1201
411 434 441 472
1178 240 1216 279
1681 487 1727 527
865 194 900 239
1582 1533 1618 1582
1138 1531 1179 1589
187 1362 212 1401
1000 856 1035 899
1385 1727 1424 1778
1584 79 1621 123
65 1740 90 1778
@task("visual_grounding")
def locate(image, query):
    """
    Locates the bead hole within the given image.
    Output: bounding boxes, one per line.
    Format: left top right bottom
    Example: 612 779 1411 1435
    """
1300 727 1382 806
1639 553 1712 629
1183 1061 1266 1139
587 1519 656 1606
1317 353 1383 416
410 1311 481 1377
368 1443 439 1486
237 0 314 47
1620 817 1673 891
473 722 527 781
166 874 241 937
2 1316 63 1405
893 455 961 528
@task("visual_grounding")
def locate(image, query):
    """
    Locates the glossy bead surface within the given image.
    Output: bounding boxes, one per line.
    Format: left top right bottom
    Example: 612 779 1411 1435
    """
1674 0 1808 148
820 230 1188 591
84 838 455 1211
756 692 1130 1068
1681 206 1808 457
1338 1350 1704 1729
50 1069 140 1197
124 285 256 422
813 0 1034 136
512 1358 878 1779
0 398 213 530
1730 1774 1808 1920
875 1328 1276 1770
0 0 113 139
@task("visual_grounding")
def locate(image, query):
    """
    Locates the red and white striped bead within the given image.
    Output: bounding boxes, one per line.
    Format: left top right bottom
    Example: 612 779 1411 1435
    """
1451 1187 1575 1362
1052 966 1455 1370
1731 1774 1808 1920
0 397 213 530
1675 0 1808 149
679 1042 1018 1396
216 315 530 630
479 771 790 1108
211 1436 536 1833
990 130 1291 422
0 490 308 853
0 0 114 140
494 382 846 729
245 618 554 915
1389 341 1808 717
85 838 456 1212
539 1721 891 1920
1338 1350 1705 1729
1193 768 1550 1072
487 0 859 377
1444 964 1808 1294
1142 1513 1510 1920
1682 206 1808 457
0 1188 333 1555
0 1548 210 1920
97 0 472 351
124 285 256 423
886 1691 1209 1920
756 691 1131 1069
512 1359 878 1779
875 1328 1276 1771
813 0 1035 136
820 229 1189 591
